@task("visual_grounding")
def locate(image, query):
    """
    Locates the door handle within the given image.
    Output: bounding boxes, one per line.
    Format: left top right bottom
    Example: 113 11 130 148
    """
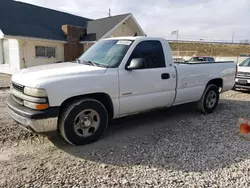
161 73 170 79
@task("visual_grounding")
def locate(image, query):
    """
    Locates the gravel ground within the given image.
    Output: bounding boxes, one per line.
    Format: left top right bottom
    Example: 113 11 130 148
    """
0 74 11 88
1 84 250 187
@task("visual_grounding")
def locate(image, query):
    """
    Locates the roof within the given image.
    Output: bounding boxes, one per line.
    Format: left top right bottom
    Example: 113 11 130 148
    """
102 36 145 40
0 1 141 42
85 13 130 41
0 0 92 41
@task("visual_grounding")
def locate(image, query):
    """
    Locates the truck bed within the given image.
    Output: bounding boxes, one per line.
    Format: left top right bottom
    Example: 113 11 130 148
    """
172 61 236 105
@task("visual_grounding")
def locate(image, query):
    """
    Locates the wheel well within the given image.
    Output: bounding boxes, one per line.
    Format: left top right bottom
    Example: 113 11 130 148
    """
207 78 223 89
59 93 114 121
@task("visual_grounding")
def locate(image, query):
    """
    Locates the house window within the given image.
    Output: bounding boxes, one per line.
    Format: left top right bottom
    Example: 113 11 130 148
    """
35 46 56 58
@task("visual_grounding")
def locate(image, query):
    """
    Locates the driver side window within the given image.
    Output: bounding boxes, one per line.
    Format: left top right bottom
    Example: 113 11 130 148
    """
128 40 166 69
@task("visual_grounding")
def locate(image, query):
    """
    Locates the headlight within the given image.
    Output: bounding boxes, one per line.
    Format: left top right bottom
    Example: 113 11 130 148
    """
24 87 47 97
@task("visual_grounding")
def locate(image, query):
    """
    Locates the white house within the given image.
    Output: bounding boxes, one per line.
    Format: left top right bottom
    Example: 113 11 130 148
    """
0 0 146 74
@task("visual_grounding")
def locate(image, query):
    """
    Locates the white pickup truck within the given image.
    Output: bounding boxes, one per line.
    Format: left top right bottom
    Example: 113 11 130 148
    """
234 57 250 89
7 36 237 145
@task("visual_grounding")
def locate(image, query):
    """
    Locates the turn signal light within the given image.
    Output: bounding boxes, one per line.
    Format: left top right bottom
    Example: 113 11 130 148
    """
35 103 49 110
24 101 49 110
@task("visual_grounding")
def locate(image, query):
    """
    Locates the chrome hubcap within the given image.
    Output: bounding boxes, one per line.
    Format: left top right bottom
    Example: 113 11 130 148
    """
80 117 92 128
206 91 217 108
74 109 100 137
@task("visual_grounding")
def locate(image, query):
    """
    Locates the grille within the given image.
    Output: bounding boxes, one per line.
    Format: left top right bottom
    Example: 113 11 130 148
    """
237 72 250 77
237 83 250 86
12 82 24 93
12 95 24 105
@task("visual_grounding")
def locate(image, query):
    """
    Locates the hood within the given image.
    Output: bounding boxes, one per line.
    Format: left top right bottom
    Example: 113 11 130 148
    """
238 65 250 73
12 62 107 88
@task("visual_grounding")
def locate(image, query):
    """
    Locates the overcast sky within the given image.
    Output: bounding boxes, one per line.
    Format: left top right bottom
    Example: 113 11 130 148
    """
17 0 250 42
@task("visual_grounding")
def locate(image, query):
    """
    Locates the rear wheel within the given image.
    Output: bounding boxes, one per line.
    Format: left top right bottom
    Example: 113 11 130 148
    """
59 98 108 145
232 83 237 90
197 84 219 114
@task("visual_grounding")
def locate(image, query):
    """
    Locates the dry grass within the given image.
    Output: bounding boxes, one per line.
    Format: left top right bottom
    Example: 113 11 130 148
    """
170 42 250 57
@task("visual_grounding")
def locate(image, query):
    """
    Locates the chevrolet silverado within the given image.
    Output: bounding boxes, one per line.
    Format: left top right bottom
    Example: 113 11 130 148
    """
7 36 237 145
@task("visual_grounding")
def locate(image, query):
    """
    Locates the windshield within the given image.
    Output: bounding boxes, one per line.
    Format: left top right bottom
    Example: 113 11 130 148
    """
78 39 133 68
239 58 250 67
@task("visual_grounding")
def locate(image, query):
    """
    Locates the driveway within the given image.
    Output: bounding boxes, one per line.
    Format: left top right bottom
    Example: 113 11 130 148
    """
0 74 11 89
1 75 250 187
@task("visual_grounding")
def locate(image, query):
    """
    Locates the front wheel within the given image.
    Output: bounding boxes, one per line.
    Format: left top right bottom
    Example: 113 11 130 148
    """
59 98 108 145
197 84 219 114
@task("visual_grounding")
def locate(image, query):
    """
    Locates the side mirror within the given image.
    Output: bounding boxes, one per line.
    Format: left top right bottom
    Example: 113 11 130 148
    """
126 58 146 70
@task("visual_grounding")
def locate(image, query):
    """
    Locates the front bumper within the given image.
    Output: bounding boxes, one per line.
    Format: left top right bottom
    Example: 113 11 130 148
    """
235 78 250 89
7 94 59 133
235 84 250 89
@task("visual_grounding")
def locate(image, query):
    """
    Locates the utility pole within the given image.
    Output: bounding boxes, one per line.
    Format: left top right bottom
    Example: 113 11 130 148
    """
176 29 179 42
108 8 111 17
232 31 234 44
210 41 213 56
177 30 179 57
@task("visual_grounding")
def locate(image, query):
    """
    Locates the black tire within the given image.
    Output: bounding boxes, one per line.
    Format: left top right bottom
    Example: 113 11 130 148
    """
197 84 219 114
59 98 108 145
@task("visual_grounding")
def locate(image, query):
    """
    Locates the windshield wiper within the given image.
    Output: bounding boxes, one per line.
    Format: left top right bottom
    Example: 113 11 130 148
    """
80 60 110 68
87 61 98 67
74 58 80 63
97 63 111 68
81 60 99 67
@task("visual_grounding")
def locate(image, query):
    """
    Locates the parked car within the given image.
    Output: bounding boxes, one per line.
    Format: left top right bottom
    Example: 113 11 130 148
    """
187 56 215 63
239 54 250 57
173 57 186 63
7 36 237 145
234 57 250 90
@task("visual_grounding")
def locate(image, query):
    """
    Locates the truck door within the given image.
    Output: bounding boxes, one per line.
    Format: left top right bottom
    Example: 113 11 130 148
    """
118 40 176 116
